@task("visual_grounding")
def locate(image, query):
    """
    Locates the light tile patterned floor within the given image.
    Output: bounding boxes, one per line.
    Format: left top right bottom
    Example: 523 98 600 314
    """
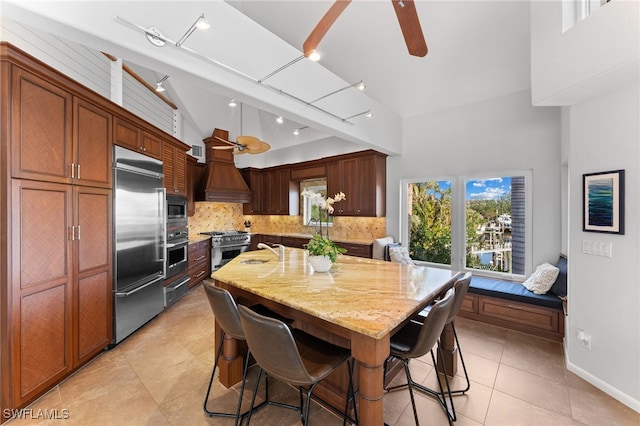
6 281 639 425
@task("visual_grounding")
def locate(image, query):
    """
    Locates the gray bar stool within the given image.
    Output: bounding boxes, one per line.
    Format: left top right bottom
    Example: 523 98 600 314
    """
416 272 473 397
238 304 358 425
385 288 456 426
203 283 288 424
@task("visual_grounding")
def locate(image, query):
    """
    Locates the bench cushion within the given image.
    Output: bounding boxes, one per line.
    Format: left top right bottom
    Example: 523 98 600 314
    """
469 276 563 310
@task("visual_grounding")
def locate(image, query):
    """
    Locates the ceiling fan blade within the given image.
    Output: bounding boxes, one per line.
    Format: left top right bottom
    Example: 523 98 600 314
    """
214 135 237 146
303 0 352 57
212 146 235 150
391 0 428 57
236 135 261 150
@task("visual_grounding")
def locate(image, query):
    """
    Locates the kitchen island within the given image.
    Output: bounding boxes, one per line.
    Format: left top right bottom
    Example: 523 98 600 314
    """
211 247 458 425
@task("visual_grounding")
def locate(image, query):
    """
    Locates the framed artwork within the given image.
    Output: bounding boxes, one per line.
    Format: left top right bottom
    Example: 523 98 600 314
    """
583 170 625 234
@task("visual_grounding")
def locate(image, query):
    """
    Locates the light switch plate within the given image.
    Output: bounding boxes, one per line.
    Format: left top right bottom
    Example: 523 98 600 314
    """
582 239 612 257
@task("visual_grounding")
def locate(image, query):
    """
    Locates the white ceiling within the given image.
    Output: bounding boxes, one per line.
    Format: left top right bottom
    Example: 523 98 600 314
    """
2 0 532 158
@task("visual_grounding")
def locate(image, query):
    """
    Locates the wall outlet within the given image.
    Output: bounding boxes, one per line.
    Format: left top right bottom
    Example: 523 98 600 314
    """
577 329 592 350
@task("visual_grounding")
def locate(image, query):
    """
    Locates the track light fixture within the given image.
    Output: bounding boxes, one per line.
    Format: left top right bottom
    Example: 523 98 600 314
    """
276 116 284 124
308 50 321 62
176 13 210 47
342 110 372 121
155 75 169 92
228 99 237 107
309 80 366 104
293 126 308 135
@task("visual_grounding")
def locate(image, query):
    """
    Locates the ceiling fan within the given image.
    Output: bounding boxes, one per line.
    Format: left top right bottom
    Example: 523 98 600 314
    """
303 0 428 58
212 103 271 154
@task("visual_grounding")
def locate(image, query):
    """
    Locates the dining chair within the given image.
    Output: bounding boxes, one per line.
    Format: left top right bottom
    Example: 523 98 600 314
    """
416 272 473 396
203 283 289 424
237 304 358 425
385 288 456 426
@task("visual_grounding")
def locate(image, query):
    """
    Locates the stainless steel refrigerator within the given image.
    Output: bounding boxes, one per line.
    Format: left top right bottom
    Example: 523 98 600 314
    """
113 146 166 344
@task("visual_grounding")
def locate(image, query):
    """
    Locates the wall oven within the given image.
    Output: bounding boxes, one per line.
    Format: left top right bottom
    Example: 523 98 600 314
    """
166 195 188 228
166 228 189 278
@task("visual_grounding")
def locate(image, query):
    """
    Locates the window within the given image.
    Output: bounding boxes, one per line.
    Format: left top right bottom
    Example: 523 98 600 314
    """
401 171 531 279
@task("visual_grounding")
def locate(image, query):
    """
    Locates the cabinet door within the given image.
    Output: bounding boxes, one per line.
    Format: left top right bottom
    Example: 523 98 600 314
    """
73 186 113 365
74 98 112 188
340 158 360 215
11 180 73 404
142 131 162 160
276 169 290 214
356 155 376 216
163 143 188 197
242 169 263 214
113 117 141 153
11 67 73 184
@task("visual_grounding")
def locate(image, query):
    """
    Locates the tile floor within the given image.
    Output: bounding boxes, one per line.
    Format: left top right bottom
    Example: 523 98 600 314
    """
6 281 638 426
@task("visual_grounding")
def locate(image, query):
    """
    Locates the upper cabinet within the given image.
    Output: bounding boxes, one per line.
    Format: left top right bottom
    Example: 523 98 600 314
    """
163 140 188 197
10 67 112 188
241 168 264 215
113 118 162 160
327 151 386 217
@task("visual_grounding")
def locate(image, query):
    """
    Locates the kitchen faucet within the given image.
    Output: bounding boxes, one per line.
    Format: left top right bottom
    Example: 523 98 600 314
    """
257 243 285 262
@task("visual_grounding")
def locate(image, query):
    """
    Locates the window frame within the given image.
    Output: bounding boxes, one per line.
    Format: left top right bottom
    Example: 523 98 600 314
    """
399 169 533 280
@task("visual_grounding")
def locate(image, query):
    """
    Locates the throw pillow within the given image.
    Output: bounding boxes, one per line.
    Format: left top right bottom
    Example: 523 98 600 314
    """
372 236 394 260
549 255 568 300
523 262 560 295
388 246 414 265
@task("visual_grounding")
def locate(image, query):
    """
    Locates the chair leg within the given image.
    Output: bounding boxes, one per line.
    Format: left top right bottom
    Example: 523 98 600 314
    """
204 331 244 420
449 322 471 395
245 367 263 425
431 348 455 424
343 360 358 426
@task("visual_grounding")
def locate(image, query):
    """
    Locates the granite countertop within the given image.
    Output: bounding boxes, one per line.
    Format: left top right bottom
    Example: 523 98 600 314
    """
188 234 211 243
211 247 457 339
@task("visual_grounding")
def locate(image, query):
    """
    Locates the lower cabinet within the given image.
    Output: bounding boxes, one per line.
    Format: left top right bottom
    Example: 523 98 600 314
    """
253 234 373 259
6 179 112 408
188 238 211 288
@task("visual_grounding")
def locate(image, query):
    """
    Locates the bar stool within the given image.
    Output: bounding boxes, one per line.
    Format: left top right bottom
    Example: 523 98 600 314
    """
416 272 473 397
385 288 456 426
203 283 287 424
238 304 358 425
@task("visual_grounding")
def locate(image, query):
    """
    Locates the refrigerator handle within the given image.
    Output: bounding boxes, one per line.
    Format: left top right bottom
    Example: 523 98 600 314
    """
116 275 164 297
159 188 167 277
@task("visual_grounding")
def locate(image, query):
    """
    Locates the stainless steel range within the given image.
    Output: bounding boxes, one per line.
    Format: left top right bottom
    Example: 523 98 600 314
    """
200 230 251 272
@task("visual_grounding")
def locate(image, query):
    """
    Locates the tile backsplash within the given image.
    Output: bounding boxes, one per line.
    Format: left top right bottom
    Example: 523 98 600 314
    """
189 202 387 241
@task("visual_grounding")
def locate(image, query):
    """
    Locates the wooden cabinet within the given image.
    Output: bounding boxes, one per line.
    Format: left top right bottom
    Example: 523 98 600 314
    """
187 239 211 288
254 234 372 259
241 168 264 214
263 168 292 215
281 236 308 249
10 180 112 406
10 67 112 188
163 141 187 197
113 118 161 160
336 241 373 258
327 151 386 217
186 155 204 216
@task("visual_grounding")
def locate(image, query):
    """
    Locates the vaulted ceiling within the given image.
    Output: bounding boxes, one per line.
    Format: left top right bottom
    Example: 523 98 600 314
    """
2 0 531 161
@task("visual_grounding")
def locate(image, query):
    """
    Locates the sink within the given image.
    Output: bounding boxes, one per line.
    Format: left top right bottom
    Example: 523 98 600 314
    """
241 259 269 264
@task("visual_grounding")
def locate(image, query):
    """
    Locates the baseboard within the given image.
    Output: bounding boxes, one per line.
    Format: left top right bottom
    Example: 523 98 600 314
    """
564 345 640 413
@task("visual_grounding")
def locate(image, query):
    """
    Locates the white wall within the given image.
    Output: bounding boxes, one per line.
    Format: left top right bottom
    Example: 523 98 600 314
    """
387 90 562 269
566 82 640 409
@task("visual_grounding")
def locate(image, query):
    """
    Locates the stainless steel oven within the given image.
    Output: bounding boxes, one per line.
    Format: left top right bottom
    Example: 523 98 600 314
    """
200 230 251 272
166 228 189 278
166 195 187 228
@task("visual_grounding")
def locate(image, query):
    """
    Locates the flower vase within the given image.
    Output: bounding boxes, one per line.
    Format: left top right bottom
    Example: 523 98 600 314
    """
309 255 332 273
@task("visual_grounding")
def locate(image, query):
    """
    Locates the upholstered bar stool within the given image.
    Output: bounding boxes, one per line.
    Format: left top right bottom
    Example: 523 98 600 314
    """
203 283 289 424
385 288 456 426
417 272 473 396
238 304 358 425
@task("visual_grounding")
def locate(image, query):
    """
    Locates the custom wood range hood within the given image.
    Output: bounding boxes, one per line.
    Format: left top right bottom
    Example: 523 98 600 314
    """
195 128 252 203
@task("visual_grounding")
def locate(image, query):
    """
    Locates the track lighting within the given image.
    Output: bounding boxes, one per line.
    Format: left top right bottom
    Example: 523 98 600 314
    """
309 80 366 104
155 75 169 92
357 81 366 91
293 126 308 135
176 13 210 47
342 110 372 121
276 116 284 124
308 50 321 62
228 99 237 107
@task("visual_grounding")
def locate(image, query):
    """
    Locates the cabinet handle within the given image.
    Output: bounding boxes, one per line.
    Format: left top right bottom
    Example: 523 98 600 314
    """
69 163 75 179
507 304 523 310
195 270 206 279
76 225 80 240
195 255 206 262
76 164 81 180
68 226 74 241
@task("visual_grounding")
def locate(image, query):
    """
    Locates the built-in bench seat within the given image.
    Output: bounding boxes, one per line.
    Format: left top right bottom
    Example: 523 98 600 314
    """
458 272 566 342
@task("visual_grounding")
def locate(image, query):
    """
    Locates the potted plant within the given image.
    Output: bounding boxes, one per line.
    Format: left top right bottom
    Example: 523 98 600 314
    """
302 190 347 272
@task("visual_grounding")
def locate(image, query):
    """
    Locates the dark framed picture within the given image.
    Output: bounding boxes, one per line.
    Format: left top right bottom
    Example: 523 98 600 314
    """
583 170 625 234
